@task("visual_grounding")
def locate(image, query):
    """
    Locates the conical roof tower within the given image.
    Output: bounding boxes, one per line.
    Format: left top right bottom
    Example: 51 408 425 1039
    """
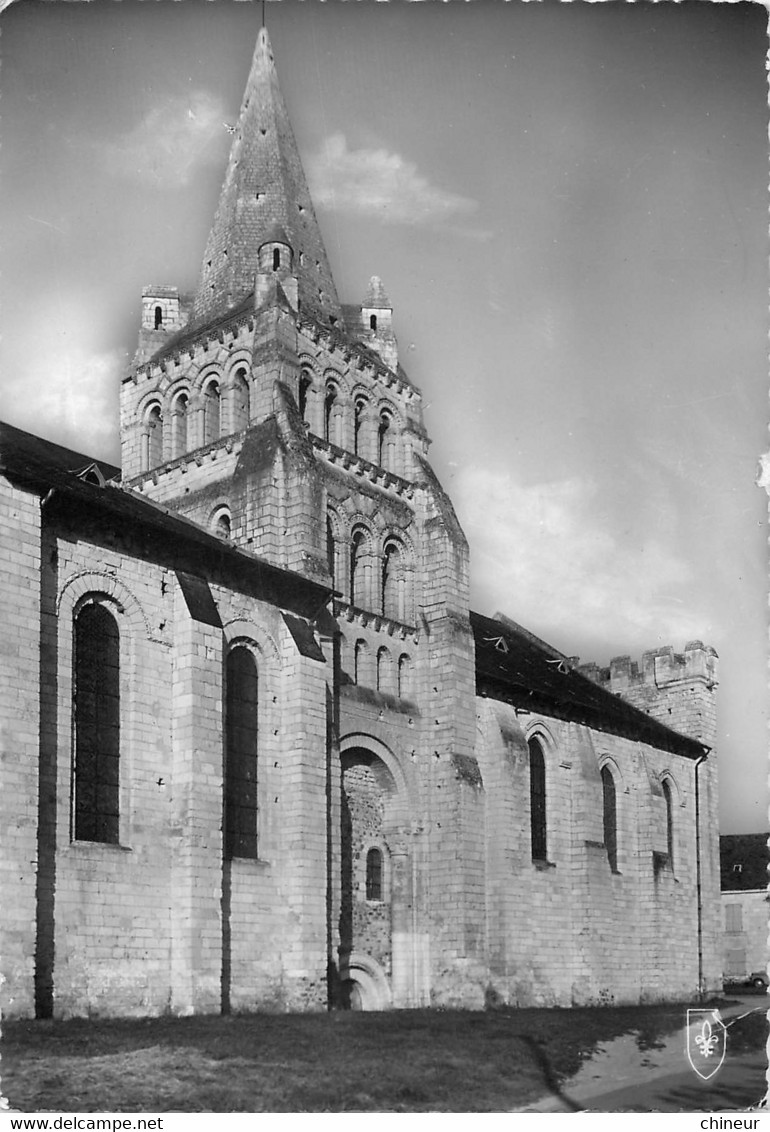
191 26 341 328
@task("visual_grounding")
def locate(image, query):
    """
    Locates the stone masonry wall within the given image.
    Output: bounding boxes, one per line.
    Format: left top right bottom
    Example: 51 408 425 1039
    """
476 698 707 1006
0 480 42 1018
30 510 330 1019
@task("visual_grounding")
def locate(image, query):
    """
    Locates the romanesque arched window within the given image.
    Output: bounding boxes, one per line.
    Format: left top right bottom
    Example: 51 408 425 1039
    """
326 512 339 588
231 368 249 432
376 646 392 693
171 392 189 459
349 528 367 608
299 371 313 425
366 847 383 901
381 539 403 621
324 383 338 444
529 736 547 861
224 646 259 859
154 305 163 329
354 639 368 686
203 380 221 445
397 653 411 699
73 602 120 844
144 403 163 470
662 778 674 868
213 507 231 540
354 396 367 457
601 765 617 872
377 410 392 469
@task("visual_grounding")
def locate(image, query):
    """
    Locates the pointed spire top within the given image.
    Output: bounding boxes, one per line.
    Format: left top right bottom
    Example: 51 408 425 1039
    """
190 24 341 329
364 276 391 309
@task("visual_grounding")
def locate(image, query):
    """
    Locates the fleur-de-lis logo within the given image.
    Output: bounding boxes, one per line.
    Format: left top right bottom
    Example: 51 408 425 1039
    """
686 1010 727 1080
694 1020 719 1058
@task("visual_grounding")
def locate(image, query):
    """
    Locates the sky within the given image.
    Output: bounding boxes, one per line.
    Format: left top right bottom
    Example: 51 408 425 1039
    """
0 0 767 833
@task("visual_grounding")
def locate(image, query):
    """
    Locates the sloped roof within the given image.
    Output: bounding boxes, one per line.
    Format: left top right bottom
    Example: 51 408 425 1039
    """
471 610 708 759
720 833 769 892
0 421 330 620
0 424 121 485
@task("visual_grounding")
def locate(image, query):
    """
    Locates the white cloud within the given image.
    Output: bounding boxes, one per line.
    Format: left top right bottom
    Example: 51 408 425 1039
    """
2 305 123 461
102 91 228 189
454 465 705 657
306 133 480 228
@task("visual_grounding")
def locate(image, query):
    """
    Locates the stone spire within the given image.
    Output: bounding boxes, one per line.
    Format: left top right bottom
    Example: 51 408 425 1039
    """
191 26 341 328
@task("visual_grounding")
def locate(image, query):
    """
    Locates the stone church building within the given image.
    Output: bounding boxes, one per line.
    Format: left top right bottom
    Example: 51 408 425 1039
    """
0 27 721 1019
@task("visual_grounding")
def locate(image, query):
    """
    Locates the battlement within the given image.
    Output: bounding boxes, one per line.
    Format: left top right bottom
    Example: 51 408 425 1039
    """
578 642 719 748
579 642 719 694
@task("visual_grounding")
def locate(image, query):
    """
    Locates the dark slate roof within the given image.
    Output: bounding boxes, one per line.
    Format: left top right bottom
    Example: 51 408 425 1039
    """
0 424 121 485
720 834 769 892
0 420 330 620
471 611 708 759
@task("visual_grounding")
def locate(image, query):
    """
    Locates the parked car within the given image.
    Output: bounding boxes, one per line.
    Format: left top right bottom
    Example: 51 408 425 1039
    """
722 971 769 992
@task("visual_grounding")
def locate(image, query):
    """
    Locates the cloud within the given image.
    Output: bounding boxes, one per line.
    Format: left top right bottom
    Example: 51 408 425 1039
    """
453 465 705 657
102 91 228 189
306 133 480 228
2 305 124 461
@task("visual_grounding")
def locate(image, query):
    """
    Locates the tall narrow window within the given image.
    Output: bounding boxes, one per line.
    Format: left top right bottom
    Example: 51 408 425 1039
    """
369 314 377 332
662 779 674 868
171 392 188 459
377 411 391 468
397 654 411 699
324 384 337 443
376 646 392 693
350 528 366 607
225 647 259 859
529 737 547 861
203 380 221 445
354 396 367 456
273 247 281 271
601 765 617 872
299 372 312 424
74 603 120 843
381 540 403 621
366 847 383 901
354 639 367 686
146 404 163 470
231 369 249 432
154 305 163 329
326 513 337 587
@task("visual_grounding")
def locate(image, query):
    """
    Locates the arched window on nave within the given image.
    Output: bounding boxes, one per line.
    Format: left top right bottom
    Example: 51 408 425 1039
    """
529 736 547 861
601 764 617 872
73 602 120 844
662 778 674 869
224 646 259 859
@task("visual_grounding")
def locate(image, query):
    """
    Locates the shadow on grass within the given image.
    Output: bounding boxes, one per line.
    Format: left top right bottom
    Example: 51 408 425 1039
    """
2 1000 739 1113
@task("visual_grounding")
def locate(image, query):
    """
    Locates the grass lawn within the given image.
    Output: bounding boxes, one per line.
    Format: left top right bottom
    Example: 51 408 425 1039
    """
1 999 755 1113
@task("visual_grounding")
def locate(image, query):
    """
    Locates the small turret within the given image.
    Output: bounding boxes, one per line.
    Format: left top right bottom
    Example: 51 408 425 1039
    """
361 276 398 370
255 225 298 311
135 285 189 364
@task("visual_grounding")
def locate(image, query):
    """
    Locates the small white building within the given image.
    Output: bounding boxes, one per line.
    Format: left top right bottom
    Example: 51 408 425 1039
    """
720 834 769 981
